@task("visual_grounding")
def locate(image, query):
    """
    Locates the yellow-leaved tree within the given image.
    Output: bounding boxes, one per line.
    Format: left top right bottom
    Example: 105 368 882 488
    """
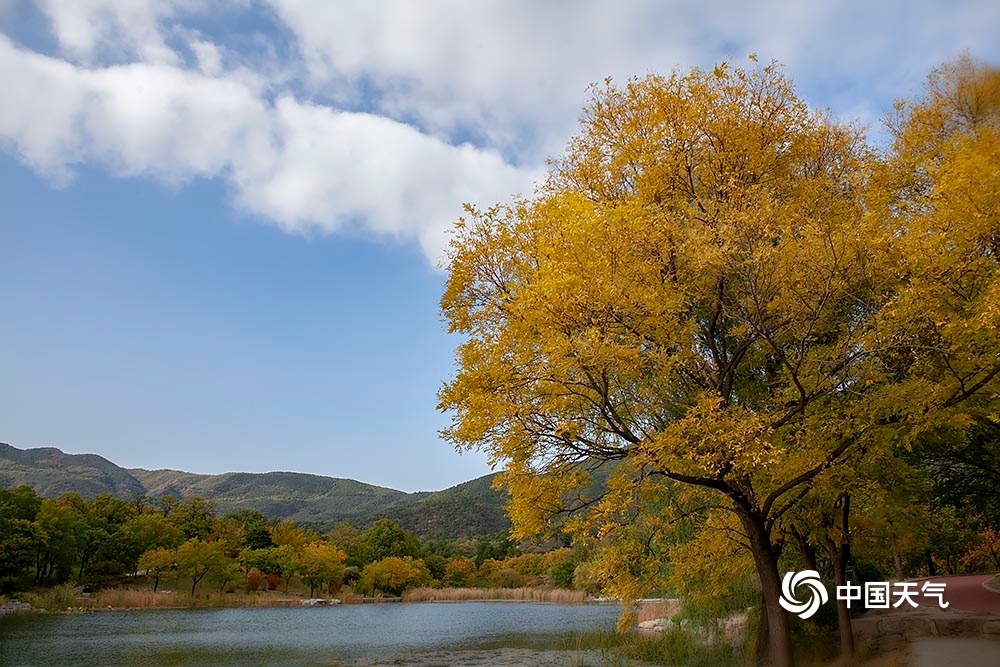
440 59 1000 667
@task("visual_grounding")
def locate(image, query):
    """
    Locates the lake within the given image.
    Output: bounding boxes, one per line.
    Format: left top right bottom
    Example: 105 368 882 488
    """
0 602 621 666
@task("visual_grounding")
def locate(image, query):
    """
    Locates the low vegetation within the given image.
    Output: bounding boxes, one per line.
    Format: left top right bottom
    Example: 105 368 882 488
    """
403 587 586 603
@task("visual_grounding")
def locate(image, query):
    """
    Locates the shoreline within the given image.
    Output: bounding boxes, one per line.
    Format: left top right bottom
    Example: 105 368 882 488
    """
1 593 619 616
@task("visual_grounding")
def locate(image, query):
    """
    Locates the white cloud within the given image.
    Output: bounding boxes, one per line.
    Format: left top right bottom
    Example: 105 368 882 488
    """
235 98 537 260
3 0 1000 263
267 0 1000 158
36 0 197 65
0 35 537 263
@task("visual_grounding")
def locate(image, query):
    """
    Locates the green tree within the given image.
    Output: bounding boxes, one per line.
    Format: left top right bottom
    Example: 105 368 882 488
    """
175 539 228 596
207 558 242 593
54 493 106 581
167 497 217 541
116 513 183 574
360 519 422 563
327 523 365 567
423 553 447 581
137 547 176 592
0 487 42 590
33 499 80 585
221 509 273 551
297 541 347 597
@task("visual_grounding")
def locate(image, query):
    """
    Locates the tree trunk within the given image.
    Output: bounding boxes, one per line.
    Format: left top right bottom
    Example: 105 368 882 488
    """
738 508 795 667
893 553 904 581
756 592 771 666
831 542 854 659
825 494 854 660
791 529 817 572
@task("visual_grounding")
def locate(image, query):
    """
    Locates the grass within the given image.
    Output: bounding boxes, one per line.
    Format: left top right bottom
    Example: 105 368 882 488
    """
558 628 743 667
402 586 587 603
19 584 78 611
985 574 1000 592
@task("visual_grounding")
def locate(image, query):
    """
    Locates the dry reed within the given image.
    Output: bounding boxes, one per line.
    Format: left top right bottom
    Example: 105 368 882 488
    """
402 587 587 603
636 598 683 623
85 589 304 609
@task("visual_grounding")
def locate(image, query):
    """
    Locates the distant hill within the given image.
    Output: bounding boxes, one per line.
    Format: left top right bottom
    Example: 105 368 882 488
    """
382 474 509 540
0 442 509 539
0 443 146 499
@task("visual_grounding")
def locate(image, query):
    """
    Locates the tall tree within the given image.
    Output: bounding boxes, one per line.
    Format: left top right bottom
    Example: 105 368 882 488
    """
297 541 347 597
439 59 999 666
360 519 422 563
175 539 229 596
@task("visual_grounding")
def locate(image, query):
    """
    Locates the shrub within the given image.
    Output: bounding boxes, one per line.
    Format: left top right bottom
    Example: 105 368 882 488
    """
491 567 525 588
246 569 263 592
442 558 477 588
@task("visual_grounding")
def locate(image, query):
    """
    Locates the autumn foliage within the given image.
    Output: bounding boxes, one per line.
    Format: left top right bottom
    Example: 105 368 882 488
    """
440 57 1000 666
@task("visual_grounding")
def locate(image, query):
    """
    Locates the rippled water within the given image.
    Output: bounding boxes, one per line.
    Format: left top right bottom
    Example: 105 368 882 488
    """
0 602 620 666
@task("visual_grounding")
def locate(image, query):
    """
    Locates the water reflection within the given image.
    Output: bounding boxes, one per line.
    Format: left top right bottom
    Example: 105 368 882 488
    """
0 602 620 666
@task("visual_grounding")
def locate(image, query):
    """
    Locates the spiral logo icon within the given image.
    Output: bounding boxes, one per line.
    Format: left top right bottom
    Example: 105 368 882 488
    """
778 570 828 619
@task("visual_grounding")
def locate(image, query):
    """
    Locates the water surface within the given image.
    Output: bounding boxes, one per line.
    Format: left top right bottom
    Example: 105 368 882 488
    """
0 602 620 666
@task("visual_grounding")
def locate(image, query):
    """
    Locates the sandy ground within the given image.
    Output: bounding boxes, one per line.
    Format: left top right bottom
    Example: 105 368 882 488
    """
331 648 646 667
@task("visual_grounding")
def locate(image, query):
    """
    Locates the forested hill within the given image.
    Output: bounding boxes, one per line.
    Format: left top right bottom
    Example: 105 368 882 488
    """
0 442 509 539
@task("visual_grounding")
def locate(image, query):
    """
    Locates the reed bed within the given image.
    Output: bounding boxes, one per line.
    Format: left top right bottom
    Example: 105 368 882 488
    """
20 586 311 611
89 589 305 608
19 584 78 611
402 587 587 603
636 598 682 623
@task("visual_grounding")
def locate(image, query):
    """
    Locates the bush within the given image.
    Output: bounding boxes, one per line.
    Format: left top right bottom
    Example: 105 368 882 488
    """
442 558 477 588
246 569 263 592
490 568 525 588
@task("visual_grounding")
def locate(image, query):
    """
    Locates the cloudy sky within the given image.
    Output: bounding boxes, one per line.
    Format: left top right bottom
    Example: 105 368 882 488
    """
2 1 998 492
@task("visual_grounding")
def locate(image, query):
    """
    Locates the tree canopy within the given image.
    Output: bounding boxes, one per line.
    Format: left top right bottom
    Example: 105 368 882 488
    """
440 58 1000 667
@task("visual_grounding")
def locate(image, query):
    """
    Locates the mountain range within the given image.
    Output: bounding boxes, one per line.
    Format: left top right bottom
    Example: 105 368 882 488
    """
0 442 509 540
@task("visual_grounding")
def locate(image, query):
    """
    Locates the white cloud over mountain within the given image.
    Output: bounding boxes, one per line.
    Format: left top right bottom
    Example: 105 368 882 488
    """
2 0 998 263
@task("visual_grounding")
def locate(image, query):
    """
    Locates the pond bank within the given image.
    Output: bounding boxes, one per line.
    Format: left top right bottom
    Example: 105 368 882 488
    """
333 648 650 667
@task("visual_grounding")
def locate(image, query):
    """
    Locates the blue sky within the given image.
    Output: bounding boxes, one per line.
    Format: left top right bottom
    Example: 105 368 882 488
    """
2 1 999 492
